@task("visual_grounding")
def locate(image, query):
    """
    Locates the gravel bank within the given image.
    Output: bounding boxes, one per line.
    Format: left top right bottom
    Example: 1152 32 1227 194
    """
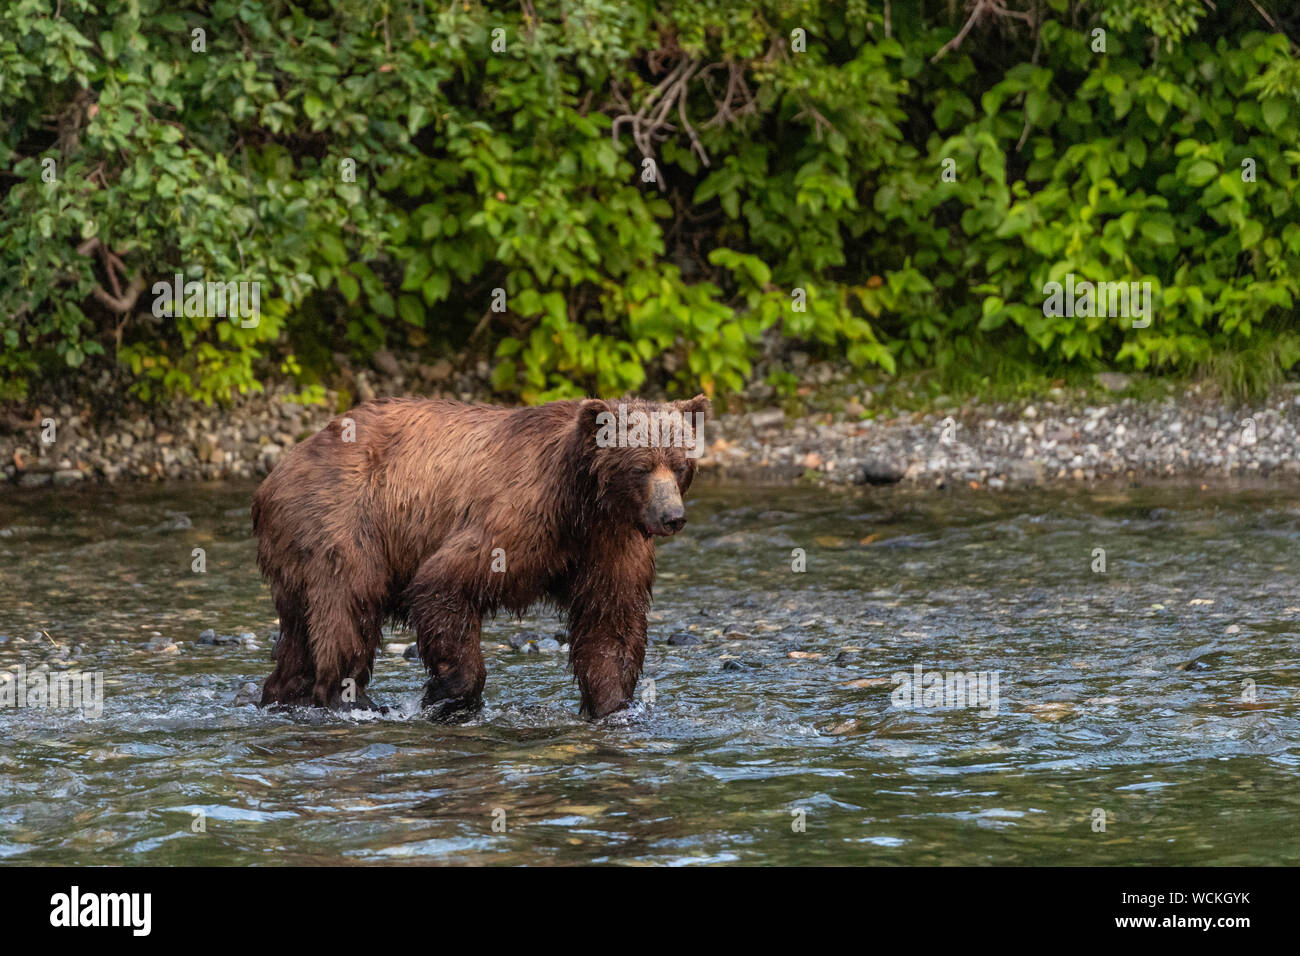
707 389 1300 488
1 353 483 487
4 355 1300 490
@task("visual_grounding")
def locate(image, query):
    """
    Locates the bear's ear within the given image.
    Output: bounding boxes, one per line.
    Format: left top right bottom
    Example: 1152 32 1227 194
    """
677 393 711 422
577 398 610 439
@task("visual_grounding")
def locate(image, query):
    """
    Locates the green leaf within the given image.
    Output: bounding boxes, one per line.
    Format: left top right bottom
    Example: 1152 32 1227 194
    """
1261 98 1288 131
1140 220 1175 245
337 273 359 304
1185 161 1217 188
398 295 424 327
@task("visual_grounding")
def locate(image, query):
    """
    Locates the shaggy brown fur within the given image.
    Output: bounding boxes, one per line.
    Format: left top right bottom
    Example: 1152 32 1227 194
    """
252 395 709 719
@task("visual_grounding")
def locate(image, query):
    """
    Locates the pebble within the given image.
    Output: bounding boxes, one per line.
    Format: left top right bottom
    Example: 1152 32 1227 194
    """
508 630 544 650
372 349 402 378
198 628 258 647
858 458 905 485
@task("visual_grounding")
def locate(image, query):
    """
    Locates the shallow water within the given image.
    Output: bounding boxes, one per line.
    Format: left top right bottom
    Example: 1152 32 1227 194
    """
1 478 1297 865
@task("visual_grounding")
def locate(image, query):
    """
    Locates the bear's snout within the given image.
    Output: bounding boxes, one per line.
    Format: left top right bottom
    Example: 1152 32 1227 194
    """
643 468 687 537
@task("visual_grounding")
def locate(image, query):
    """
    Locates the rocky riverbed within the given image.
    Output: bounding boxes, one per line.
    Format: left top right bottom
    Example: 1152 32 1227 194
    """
4 352 1300 490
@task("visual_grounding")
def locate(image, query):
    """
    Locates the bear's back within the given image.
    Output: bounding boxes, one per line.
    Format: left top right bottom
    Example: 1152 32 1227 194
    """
254 398 586 588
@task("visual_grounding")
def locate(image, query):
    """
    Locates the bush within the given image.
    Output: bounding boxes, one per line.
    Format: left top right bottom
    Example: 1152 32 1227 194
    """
1 0 1297 404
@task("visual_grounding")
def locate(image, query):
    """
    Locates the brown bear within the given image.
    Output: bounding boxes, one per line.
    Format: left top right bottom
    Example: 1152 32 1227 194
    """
252 394 709 719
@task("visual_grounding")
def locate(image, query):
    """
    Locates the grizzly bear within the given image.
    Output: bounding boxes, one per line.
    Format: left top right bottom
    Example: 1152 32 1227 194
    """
252 395 709 719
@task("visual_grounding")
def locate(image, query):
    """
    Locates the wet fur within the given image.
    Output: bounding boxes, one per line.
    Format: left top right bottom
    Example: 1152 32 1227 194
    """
252 395 707 719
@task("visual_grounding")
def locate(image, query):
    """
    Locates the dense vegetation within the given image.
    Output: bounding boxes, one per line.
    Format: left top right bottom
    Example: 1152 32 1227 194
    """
2 0 1298 406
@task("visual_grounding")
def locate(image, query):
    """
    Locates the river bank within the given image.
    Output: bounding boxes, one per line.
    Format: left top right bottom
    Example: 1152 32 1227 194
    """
707 386 1300 488
5 354 1300 490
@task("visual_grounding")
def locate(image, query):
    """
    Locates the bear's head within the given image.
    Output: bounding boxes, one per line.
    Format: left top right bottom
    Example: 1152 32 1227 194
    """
577 394 711 538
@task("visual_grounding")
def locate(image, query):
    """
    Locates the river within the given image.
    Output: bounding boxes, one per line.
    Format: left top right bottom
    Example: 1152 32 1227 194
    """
1 479 1297 864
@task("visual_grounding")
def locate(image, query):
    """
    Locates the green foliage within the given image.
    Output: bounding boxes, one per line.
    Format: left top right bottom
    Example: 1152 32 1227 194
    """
1093 0 1207 48
903 16 1300 379
1 1 1298 404
1202 329 1300 403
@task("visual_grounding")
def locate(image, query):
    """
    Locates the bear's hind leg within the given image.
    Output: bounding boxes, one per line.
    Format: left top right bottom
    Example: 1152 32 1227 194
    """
406 560 486 721
261 599 314 708
415 607 485 721
348 610 386 713
305 584 382 710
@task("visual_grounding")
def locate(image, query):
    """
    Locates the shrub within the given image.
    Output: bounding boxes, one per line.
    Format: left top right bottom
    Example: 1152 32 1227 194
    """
1 1 1296 403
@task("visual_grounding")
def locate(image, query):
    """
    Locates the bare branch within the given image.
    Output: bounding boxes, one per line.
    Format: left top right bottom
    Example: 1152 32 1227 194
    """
932 0 1034 63
90 276 145 314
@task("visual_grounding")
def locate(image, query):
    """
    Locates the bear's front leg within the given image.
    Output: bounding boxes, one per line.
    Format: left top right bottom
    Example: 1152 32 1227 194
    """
406 554 486 721
568 598 649 719
564 534 655 719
